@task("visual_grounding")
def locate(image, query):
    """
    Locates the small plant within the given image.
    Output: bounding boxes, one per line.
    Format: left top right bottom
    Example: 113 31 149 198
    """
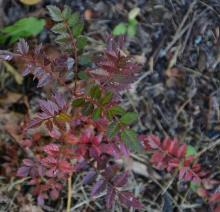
140 135 220 205
0 5 220 211
113 7 140 37
0 17 45 44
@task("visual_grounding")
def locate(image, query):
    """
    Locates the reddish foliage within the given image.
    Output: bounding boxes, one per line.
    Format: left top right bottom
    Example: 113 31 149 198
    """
28 92 68 129
140 135 220 204
89 35 140 93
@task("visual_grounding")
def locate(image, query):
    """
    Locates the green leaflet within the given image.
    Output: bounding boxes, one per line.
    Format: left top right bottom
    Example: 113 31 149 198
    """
0 17 45 44
81 102 94 116
113 23 127 36
121 129 141 152
186 145 197 157
120 112 138 125
107 122 120 139
47 5 63 22
92 108 102 120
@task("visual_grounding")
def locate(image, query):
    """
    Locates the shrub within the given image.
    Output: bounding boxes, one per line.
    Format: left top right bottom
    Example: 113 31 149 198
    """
0 5 219 211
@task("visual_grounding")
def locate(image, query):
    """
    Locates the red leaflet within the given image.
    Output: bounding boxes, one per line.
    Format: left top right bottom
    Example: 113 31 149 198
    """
43 144 60 156
58 160 73 174
150 151 166 169
50 189 59 200
113 171 129 187
89 36 140 93
177 144 187 158
197 188 208 198
209 192 220 203
118 191 144 209
141 134 160 150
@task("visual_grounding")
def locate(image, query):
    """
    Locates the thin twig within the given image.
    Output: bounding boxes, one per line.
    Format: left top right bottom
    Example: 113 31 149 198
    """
195 138 220 159
66 175 72 212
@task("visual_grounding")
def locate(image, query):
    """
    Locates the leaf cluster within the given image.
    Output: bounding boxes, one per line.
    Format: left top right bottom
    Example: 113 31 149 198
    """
47 5 87 51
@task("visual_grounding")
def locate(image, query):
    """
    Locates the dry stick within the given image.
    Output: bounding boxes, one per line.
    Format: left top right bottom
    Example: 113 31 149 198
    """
199 0 220 19
164 0 197 53
195 138 220 159
166 8 208 54
66 175 72 212
153 170 178 203
70 193 106 211
179 14 195 55
180 186 194 209
150 176 183 211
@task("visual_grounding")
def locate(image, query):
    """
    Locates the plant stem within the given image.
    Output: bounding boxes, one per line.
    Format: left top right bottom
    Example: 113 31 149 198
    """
66 175 72 212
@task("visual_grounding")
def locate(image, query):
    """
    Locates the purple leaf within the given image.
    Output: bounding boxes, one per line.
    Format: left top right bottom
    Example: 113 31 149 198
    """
38 165 45 177
117 142 130 157
37 73 51 87
91 179 106 196
33 67 44 79
103 164 120 181
22 65 32 76
83 170 97 185
37 194 45 206
75 160 88 171
52 92 66 110
28 117 43 128
47 100 59 115
23 159 34 167
17 39 29 55
118 191 144 209
0 50 13 61
96 155 109 170
105 186 116 209
38 100 59 116
113 171 129 187
17 166 30 177
37 112 52 120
